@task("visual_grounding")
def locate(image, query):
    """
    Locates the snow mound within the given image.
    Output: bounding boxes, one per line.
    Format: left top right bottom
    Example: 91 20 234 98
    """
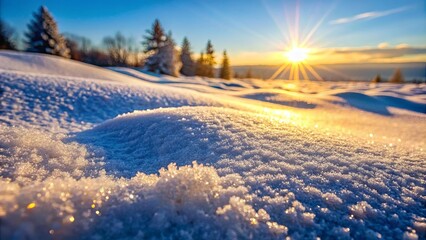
331 91 426 115
0 127 99 185
237 90 317 109
0 50 140 83
74 106 426 238
0 127 285 240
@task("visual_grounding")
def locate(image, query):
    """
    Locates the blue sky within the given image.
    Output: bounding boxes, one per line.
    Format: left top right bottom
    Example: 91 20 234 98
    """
1 0 425 65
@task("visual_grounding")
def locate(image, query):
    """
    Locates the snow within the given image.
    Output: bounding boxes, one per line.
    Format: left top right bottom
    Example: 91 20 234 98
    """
0 50 141 83
0 69 239 132
1 51 426 239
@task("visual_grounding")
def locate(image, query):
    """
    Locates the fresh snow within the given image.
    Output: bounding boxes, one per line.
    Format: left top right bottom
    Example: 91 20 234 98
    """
1 50 425 239
0 50 141 83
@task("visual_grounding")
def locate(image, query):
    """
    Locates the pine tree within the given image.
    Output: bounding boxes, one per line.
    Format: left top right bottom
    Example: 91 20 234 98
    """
180 37 195 76
219 50 231 80
144 31 180 77
142 19 166 53
195 52 206 76
204 40 215 78
389 68 404 83
0 20 16 50
245 68 253 78
371 74 381 83
25 6 70 58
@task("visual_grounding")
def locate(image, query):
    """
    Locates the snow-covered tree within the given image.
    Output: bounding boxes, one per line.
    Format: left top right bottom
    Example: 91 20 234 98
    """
144 32 180 77
219 50 231 80
180 37 195 76
142 19 166 53
25 6 70 58
371 74 381 83
0 20 16 50
389 68 404 83
204 40 215 78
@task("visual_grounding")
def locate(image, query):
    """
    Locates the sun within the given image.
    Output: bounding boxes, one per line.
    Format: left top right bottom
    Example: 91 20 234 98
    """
285 47 309 63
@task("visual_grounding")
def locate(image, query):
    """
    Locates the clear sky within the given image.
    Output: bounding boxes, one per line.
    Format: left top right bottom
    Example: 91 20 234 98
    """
1 0 426 65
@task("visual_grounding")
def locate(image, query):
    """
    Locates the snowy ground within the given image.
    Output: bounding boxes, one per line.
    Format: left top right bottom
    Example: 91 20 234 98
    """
1 50 425 239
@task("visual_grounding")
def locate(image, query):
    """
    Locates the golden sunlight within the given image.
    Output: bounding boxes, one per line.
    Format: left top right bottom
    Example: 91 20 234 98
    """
270 46 321 81
285 47 309 63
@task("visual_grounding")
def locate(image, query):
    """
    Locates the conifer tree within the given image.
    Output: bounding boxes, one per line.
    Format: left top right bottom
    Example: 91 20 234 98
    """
144 31 180 77
204 40 215 78
180 37 195 76
25 6 70 58
0 20 16 50
142 19 166 53
245 68 253 78
371 74 381 83
195 52 206 76
389 68 404 83
219 50 231 80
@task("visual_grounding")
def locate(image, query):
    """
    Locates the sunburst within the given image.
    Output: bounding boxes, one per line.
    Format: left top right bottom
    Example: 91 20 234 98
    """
267 2 327 81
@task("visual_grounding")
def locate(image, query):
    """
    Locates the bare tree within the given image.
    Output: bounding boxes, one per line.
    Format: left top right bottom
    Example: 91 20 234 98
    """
103 32 131 66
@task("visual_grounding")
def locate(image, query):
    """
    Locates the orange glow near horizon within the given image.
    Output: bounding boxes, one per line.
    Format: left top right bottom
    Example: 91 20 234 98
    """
270 45 323 81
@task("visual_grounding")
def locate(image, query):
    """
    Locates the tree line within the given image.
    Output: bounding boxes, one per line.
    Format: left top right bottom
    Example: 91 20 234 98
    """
0 6 232 79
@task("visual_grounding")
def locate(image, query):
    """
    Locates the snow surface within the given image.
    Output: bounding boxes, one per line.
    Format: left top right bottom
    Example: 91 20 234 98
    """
1 51 426 239
0 50 141 84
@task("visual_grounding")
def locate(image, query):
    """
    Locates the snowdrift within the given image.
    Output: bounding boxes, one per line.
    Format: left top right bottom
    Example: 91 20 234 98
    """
74 107 426 239
0 127 286 239
0 50 141 83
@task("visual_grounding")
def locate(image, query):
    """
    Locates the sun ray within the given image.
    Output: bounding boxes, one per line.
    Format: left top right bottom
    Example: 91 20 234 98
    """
261 0 292 45
302 62 323 81
299 63 310 80
199 1 283 49
289 63 295 80
294 0 300 45
269 63 290 80
264 0 339 82
294 63 300 81
279 64 292 79
300 4 336 48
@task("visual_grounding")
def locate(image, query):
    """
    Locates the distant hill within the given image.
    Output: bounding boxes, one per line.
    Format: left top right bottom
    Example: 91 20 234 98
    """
230 62 426 82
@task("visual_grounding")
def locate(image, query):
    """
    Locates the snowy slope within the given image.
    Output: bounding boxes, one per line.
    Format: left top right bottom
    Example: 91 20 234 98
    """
0 70 234 132
1 51 426 239
110 67 255 92
0 50 141 83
